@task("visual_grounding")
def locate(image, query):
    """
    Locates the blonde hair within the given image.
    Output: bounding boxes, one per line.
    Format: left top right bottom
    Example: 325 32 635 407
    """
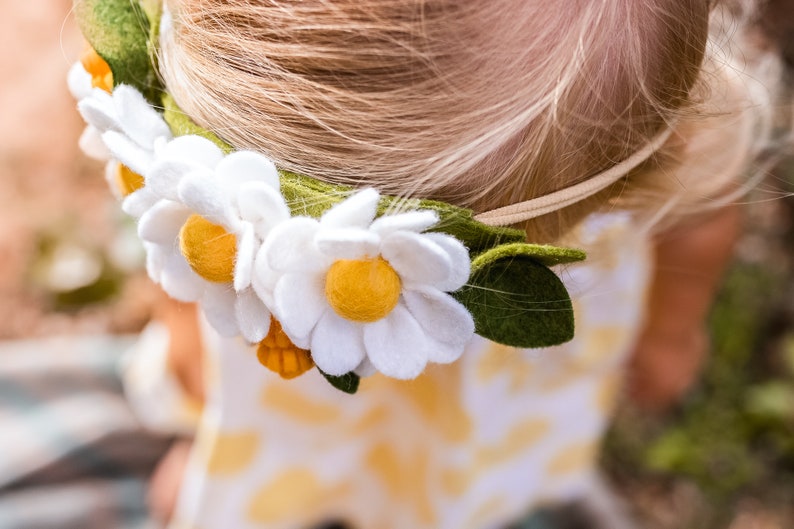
159 0 764 242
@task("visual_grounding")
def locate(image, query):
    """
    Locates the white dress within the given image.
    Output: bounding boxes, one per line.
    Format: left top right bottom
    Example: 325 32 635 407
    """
126 213 652 529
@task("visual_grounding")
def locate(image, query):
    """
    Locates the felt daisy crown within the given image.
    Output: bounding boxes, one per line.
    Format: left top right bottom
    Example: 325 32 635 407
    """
70 0 589 393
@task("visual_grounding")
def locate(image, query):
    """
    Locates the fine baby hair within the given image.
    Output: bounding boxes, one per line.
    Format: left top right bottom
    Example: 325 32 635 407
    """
160 0 719 243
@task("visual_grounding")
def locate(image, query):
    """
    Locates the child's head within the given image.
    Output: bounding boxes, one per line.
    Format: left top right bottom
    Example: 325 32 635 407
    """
159 0 737 242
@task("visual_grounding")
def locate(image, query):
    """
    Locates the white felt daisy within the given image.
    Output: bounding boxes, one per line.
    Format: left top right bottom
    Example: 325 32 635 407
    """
68 62 110 161
258 188 475 379
139 135 291 343
76 83 172 218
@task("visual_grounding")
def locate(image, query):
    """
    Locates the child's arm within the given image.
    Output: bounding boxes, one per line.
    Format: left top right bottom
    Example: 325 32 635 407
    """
154 297 205 404
627 204 741 411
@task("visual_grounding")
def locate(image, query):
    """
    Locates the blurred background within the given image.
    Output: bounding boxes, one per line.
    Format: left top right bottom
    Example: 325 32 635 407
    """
0 2 793 529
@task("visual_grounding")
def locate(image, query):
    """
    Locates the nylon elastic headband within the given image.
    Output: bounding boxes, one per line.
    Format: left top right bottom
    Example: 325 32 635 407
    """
474 125 675 226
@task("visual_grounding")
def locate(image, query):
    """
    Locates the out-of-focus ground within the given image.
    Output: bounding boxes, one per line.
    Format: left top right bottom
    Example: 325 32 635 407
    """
0 1 159 340
0 2 793 529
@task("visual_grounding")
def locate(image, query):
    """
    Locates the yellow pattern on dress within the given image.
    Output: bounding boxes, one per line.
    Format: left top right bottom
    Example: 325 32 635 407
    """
125 213 655 529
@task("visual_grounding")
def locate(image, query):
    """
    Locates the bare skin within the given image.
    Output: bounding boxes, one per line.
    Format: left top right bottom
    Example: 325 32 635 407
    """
627 205 742 411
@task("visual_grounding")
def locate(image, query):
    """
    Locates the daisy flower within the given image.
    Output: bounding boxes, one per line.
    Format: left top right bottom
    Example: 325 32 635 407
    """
257 188 475 380
139 135 291 343
76 80 172 218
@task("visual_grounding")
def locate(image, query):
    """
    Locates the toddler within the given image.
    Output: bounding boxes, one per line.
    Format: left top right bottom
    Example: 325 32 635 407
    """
69 0 782 527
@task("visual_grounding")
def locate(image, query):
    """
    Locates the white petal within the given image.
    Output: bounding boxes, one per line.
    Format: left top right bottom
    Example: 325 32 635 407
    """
354 357 378 378
122 188 161 218
422 334 466 365
113 86 172 147
236 181 290 232
320 188 379 229
144 242 166 281
251 244 278 308
215 151 279 190
67 62 92 100
103 161 123 200
370 210 438 236
314 228 380 259
146 159 199 201
310 311 366 376
79 126 111 161
402 288 474 361
234 224 256 292
381 231 452 289
160 135 225 170
235 288 271 343
102 131 153 176
363 304 429 380
418 232 470 291
159 251 206 302
201 283 239 337
78 91 120 133
272 272 327 343
264 218 326 273
177 174 238 230
138 200 192 244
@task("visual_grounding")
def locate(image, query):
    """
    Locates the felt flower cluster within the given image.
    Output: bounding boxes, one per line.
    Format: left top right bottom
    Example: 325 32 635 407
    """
70 60 476 381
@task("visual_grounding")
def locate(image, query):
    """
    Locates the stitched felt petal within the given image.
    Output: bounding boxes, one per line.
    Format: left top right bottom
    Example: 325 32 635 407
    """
311 310 366 376
159 250 205 302
177 174 239 230
314 228 380 260
78 91 120 132
113 85 172 148
363 304 429 380
236 181 290 232
159 135 225 170
102 131 152 176
354 357 377 378
146 159 197 201
381 231 452 289
370 210 438 236
320 188 379 229
215 151 279 190
138 200 192 244
417 232 470 292
79 126 111 161
122 188 160 218
68 62 92 100
272 272 327 344
234 224 256 292
235 287 271 344
264 218 326 273
144 242 165 280
402 288 474 357
251 244 278 308
201 283 240 337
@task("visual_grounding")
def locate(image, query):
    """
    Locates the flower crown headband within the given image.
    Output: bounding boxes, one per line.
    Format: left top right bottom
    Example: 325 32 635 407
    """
70 0 665 393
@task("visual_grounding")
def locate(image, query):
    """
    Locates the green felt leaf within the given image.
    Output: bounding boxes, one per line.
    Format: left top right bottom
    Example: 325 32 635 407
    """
472 242 586 268
319 370 360 394
74 0 160 102
453 252 576 348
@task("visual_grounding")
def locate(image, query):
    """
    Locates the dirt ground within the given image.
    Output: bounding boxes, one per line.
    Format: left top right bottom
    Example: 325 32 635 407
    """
0 1 159 339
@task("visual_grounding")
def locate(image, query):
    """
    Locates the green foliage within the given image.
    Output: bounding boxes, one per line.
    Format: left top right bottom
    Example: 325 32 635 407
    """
604 259 794 526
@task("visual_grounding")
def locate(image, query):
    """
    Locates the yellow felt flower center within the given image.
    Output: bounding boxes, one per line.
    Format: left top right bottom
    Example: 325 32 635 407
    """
179 214 237 283
257 317 315 379
115 164 144 197
325 256 401 323
80 46 113 93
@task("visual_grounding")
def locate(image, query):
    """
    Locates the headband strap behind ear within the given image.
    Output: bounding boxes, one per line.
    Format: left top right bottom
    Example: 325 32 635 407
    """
474 125 675 226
